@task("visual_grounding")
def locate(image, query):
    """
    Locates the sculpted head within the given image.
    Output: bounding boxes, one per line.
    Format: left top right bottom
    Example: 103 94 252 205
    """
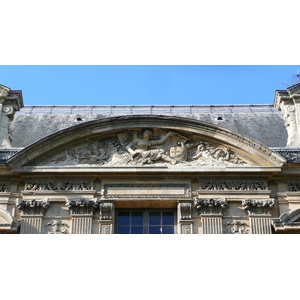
143 130 154 140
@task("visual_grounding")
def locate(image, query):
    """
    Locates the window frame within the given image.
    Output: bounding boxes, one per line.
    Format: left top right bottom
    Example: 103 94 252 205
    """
115 209 177 234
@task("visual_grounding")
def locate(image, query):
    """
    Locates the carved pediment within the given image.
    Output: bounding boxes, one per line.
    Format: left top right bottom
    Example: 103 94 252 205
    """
7 115 285 170
35 128 249 167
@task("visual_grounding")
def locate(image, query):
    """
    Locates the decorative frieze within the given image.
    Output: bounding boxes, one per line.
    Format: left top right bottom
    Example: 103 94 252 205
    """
45 220 68 234
242 199 274 215
225 220 249 234
198 179 267 191
25 180 93 191
287 182 300 192
66 198 99 215
16 198 50 215
272 148 300 163
194 198 227 215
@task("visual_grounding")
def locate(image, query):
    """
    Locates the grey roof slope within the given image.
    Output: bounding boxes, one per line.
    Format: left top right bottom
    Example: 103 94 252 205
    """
10 104 287 148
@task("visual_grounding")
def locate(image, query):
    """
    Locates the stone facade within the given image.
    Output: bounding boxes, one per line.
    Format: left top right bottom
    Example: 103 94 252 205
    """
1 83 300 234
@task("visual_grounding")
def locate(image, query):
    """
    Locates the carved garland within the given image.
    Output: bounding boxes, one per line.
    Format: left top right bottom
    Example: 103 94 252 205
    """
25 181 93 191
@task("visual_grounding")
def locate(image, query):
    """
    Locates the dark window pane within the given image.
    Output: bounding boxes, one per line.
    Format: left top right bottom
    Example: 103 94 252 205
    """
162 226 174 234
162 212 174 225
131 212 143 225
149 226 161 234
149 212 161 225
118 212 130 225
131 226 144 234
118 226 130 234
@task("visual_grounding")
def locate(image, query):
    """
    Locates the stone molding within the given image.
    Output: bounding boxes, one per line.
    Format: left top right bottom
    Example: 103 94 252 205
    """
0 207 17 231
17 198 50 215
102 183 191 199
272 147 300 163
194 198 227 215
242 199 274 215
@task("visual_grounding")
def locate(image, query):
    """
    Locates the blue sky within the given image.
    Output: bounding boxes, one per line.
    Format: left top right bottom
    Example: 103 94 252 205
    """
0 65 299 106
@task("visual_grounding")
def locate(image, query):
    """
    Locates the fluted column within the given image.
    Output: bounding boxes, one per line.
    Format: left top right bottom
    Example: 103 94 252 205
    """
242 199 274 234
17 198 49 234
66 198 98 234
194 198 227 234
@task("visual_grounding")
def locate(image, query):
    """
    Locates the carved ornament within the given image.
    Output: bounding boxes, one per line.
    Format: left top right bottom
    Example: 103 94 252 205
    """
194 198 227 215
225 220 249 234
25 180 93 191
242 199 274 215
17 198 50 215
178 201 192 220
198 179 267 191
99 200 114 220
0 182 9 192
45 220 68 234
66 198 99 215
36 128 248 168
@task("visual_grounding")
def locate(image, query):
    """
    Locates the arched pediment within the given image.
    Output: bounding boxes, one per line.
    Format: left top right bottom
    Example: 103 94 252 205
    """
8 115 285 172
0 208 17 232
271 208 300 232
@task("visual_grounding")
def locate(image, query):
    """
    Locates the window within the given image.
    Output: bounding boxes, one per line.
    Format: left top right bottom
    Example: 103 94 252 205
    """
116 210 176 234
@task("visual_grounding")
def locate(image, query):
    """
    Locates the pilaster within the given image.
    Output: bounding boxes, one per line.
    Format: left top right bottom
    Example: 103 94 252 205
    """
194 198 227 234
16 198 49 234
66 198 99 234
242 199 274 234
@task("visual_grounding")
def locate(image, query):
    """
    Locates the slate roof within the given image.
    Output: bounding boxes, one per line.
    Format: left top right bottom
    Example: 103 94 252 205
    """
10 104 287 148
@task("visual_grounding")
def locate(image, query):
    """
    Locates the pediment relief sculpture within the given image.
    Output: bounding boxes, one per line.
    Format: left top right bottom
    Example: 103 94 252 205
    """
39 128 248 167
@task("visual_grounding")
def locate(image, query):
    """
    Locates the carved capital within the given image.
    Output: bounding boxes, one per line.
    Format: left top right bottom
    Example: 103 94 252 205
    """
242 199 274 215
66 198 99 215
17 198 50 216
194 198 227 215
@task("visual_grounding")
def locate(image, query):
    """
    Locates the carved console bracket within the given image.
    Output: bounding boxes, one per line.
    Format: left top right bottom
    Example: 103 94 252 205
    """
99 200 114 220
178 201 193 234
